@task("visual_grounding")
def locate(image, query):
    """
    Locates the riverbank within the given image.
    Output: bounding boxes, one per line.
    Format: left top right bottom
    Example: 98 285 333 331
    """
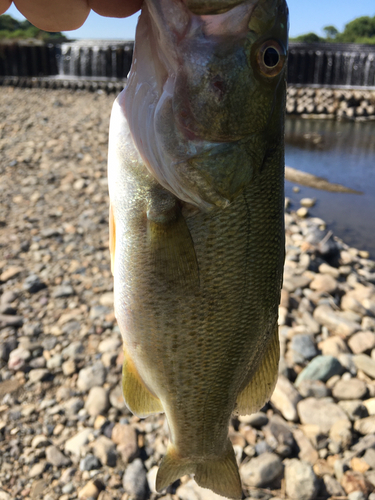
287 86 375 121
1 88 375 500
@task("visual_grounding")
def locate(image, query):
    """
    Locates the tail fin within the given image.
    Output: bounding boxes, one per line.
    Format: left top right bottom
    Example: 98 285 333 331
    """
156 443 242 499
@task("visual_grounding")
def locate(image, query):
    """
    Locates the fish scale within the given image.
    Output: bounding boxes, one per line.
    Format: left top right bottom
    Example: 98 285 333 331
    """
108 0 288 496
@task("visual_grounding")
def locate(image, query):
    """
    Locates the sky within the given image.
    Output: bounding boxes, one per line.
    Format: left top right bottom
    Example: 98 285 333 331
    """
3 0 375 40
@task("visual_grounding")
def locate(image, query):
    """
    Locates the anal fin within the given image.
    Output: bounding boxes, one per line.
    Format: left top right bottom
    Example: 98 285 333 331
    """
122 348 163 418
235 323 280 415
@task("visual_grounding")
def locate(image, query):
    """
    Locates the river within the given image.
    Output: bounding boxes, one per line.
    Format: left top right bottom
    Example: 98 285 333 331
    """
285 117 375 259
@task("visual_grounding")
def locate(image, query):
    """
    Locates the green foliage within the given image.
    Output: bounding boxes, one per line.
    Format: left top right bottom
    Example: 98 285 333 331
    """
291 15 375 45
290 32 324 43
0 13 68 41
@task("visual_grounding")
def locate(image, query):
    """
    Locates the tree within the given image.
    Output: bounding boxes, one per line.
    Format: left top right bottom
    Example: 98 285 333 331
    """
290 32 324 43
323 25 339 39
339 16 375 42
0 13 68 41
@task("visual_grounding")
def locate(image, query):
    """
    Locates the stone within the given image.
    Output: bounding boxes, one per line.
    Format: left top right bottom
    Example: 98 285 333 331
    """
92 435 116 467
77 362 106 392
349 332 375 354
297 397 350 433
79 454 101 471
98 336 121 353
78 480 101 499
354 355 375 379
177 479 226 500
28 368 49 383
318 336 350 357
363 449 375 469
283 275 312 293
240 452 283 487
341 471 374 496
85 387 109 417
293 429 319 465
329 419 353 448
300 198 316 208
313 305 360 337
297 380 329 399
297 207 309 218
351 457 371 474
64 428 93 457
62 359 76 376
0 266 23 282
364 398 375 415
295 356 343 387
348 492 367 500
270 375 302 422
285 459 319 500
32 434 51 448
29 461 47 478
338 400 369 421
332 378 368 400
238 412 268 428
46 445 71 467
23 274 46 293
322 474 345 497
290 334 318 361
122 458 148 499
310 274 337 294
354 416 375 435
111 423 138 463
8 347 30 371
64 397 84 416
52 285 74 298
109 384 127 410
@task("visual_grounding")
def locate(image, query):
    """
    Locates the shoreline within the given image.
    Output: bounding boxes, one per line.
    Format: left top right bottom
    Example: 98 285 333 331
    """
1 87 375 500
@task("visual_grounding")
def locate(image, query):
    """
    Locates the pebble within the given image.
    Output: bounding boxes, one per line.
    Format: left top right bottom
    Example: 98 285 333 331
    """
240 452 283 487
2 87 375 500
285 459 319 500
122 459 148 499
297 397 350 433
295 355 343 386
85 386 110 417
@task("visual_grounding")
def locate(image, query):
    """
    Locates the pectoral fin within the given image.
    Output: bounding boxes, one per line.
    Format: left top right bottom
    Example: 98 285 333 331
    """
122 348 163 417
234 323 279 415
147 192 199 290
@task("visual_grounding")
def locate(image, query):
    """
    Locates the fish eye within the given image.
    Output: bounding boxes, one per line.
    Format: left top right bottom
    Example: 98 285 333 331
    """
257 40 286 77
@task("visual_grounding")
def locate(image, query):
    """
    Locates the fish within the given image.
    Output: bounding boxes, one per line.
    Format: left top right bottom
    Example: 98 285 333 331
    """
107 0 288 497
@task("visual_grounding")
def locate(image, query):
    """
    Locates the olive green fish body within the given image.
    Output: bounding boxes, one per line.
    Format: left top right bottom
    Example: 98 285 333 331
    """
108 0 288 497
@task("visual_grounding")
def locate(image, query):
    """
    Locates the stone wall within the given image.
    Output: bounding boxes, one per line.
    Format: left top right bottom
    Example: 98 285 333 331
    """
287 87 375 121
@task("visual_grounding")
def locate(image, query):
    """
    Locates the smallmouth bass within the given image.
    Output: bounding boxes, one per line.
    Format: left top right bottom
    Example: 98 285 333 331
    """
108 0 288 497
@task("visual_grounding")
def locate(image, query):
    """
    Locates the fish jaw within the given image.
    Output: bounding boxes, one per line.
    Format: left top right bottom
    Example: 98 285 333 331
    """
123 0 288 210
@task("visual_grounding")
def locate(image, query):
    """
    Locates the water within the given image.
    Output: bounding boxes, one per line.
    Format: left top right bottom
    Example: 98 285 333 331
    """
285 117 375 258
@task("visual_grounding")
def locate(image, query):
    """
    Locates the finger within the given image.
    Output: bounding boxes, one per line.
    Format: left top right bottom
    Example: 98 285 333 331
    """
0 0 12 15
88 0 143 18
14 0 90 31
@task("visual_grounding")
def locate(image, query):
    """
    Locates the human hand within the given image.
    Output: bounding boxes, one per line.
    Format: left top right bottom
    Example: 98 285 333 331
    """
0 0 143 31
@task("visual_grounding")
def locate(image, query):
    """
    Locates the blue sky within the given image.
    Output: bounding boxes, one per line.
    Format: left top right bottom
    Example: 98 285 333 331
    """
3 0 375 40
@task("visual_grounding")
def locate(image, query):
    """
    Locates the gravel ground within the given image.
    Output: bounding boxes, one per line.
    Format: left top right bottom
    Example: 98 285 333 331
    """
1 87 375 500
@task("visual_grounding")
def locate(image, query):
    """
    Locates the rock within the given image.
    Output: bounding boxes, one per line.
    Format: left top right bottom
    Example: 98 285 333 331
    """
177 479 226 500
348 491 367 500
297 380 329 399
364 398 375 415
240 452 283 487
349 331 375 354
295 355 343 387
270 375 302 422
111 423 138 463
85 386 109 417
332 378 368 400
341 471 374 496
322 474 345 497
29 461 47 478
62 359 76 376
109 384 127 410
32 434 51 448
53 285 75 298
285 459 319 500
297 397 350 433
351 457 371 474
28 368 49 383
98 336 121 353
318 263 340 278
122 458 148 499
77 362 106 392
297 207 309 218
92 435 116 467
8 347 30 371
23 274 46 293
310 274 337 294
339 400 369 421
238 412 268 428
300 198 316 208
78 480 102 499
64 397 84 416
329 419 353 449
293 428 319 464
318 336 350 357
0 266 23 282
62 341 84 359
80 454 101 471
290 334 318 361
363 449 375 469
283 275 312 293
313 304 360 337
354 416 375 435
99 292 114 307
64 428 93 456
46 445 71 467
354 355 375 379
